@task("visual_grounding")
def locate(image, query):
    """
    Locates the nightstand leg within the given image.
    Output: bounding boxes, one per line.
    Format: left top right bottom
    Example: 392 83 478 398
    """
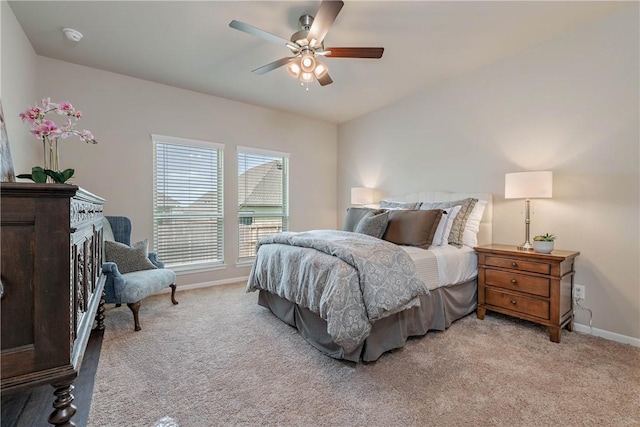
477 307 486 320
566 318 574 332
549 326 561 343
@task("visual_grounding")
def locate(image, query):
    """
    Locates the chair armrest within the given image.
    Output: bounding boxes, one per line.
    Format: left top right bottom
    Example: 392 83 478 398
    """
148 252 165 268
102 262 126 304
102 262 123 277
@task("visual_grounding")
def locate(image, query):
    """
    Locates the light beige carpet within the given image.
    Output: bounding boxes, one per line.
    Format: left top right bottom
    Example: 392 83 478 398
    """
88 282 639 426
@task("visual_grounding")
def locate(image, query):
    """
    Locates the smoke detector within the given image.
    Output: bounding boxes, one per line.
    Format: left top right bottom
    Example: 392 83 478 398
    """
62 28 83 42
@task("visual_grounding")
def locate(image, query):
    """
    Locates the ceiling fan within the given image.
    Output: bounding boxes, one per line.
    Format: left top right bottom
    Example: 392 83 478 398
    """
229 0 384 87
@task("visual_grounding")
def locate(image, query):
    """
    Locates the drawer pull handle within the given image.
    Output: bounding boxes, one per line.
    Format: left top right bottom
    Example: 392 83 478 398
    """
511 279 517 285
511 262 518 267
510 300 517 305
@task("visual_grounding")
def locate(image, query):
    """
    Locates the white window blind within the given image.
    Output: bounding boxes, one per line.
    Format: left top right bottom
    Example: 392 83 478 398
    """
153 135 224 268
237 146 289 261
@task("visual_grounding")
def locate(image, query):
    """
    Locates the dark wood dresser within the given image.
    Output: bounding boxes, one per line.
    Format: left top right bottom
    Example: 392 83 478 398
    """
475 244 580 343
1 182 106 426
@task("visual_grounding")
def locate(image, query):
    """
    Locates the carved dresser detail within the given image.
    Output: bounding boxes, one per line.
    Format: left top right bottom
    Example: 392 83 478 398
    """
0 183 106 426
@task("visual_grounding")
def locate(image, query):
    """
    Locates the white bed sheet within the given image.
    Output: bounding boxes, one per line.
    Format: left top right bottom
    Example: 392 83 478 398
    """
401 245 477 290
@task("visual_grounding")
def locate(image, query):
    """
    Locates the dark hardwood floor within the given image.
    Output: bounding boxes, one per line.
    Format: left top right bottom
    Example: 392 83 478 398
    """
1 329 104 427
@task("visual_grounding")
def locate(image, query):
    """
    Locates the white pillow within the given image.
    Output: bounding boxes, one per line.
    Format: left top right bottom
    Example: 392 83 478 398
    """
462 200 487 248
441 205 462 246
432 211 448 246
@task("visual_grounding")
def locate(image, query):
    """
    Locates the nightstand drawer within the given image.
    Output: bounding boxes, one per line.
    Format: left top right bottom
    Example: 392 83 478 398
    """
485 270 550 297
485 288 550 320
485 255 551 275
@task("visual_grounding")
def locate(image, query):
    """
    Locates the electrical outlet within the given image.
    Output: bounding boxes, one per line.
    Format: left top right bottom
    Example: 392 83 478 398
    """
573 284 586 300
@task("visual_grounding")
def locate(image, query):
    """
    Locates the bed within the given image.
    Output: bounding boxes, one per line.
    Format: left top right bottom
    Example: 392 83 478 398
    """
247 191 493 362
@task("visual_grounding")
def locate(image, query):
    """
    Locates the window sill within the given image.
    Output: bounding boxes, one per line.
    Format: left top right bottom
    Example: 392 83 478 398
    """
171 263 227 275
235 259 255 269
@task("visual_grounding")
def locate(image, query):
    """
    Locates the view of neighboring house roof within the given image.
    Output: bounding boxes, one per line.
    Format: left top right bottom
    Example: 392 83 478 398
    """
238 160 283 207
155 192 181 210
154 159 282 211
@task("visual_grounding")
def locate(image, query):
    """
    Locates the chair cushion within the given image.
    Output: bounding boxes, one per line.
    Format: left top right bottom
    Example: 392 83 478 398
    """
119 268 176 303
105 240 157 274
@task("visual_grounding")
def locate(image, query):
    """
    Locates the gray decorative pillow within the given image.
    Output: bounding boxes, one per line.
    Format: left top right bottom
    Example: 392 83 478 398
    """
131 239 150 256
343 207 384 232
433 198 477 247
354 210 389 239
104 239 157 274
419 199 469 211
379 200 421 210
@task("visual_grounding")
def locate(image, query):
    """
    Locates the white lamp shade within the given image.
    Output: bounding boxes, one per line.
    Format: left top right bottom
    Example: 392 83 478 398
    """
351 187 376 205
505 171 553 199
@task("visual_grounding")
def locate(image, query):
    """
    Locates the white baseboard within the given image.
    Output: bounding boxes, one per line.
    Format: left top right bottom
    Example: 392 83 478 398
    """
573 323 640 347
155 276 248 294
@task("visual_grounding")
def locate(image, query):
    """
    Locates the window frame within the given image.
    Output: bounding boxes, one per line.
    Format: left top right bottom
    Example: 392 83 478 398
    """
152 134 225 272
236 146 290 264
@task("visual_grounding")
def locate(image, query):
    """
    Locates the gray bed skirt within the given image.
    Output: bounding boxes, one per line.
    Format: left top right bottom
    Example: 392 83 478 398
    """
257 278 478 362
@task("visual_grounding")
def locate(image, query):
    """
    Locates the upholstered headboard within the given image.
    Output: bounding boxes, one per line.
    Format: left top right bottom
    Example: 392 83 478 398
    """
383 191 493 247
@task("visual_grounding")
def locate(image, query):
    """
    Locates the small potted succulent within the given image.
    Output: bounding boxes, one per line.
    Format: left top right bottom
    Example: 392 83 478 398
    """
532 233 555 254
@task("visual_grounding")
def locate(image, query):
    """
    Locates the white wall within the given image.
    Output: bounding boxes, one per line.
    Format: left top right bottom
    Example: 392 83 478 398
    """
1 1 40 174
338 6 639 340
17 57 337 286
5 1 638 340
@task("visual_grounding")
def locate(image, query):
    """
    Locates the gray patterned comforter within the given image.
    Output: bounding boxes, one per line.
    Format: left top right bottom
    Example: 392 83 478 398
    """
246 230 429 353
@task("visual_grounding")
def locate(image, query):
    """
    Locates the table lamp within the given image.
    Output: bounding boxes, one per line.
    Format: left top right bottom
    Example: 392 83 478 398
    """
505 171 553 251
351 187 376 206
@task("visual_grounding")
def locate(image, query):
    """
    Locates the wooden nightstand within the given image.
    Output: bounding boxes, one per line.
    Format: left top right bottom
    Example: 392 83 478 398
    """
474 244 580 343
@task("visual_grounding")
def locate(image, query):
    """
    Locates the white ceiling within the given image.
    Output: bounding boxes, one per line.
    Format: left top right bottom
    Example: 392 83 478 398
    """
9 1 625 124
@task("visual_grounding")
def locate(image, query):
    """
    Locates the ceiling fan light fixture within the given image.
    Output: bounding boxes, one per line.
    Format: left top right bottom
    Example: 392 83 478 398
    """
287 60 302 78
300 52 316 73
229 1 383 88
313 61 329 79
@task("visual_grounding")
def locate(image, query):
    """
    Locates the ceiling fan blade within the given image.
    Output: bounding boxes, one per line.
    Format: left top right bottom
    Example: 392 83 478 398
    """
252 57 296 75
317 73 333 86
229 20 293 48
324 47 384 59
307 0 344 46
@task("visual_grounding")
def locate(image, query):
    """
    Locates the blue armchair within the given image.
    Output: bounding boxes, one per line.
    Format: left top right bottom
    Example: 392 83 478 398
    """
102 216 178 331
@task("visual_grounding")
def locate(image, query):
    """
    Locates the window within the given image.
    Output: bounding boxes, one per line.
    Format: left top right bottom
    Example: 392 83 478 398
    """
152 135 224 269
237 146 289 261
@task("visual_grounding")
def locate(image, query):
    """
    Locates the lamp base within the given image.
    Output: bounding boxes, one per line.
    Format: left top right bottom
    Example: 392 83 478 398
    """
517 241 535 251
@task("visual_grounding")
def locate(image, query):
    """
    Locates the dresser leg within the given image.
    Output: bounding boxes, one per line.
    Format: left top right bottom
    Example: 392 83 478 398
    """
48 379 77 426
477 307 485 320
95 290 106 330
549 326 561 343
